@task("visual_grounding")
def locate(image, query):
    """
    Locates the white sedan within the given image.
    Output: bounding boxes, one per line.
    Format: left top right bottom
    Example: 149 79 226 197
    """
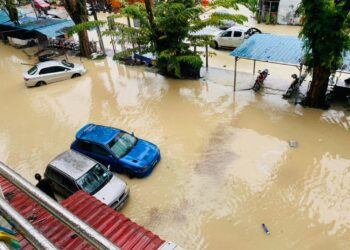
23 60 86 87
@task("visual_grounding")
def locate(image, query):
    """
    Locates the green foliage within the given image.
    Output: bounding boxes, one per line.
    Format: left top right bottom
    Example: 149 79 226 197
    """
300 0 350 71
265 14 270 24
68 20 106 36
105 0 248 78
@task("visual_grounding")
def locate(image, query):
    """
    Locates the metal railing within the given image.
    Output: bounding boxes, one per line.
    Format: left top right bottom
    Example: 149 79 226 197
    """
0 161 120 250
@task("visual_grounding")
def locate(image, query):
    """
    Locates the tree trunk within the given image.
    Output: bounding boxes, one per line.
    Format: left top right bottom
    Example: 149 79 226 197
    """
78 30 91 58
304 65 330 108
62 0 91 57
5 0 18 22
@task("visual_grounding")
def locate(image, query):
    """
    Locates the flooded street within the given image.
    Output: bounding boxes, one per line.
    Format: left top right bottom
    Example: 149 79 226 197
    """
1 41 350 250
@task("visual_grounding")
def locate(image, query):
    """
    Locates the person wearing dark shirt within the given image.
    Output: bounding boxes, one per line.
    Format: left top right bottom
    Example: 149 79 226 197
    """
34 173 57 201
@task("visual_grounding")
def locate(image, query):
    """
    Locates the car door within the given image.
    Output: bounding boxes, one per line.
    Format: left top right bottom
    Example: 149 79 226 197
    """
38 66 60 83
45 166 79 197
232 30 244 48
218 30 232 47
90 144 114 167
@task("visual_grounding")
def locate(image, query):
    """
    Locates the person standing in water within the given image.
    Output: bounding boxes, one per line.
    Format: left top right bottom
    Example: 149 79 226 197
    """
34 173 57 201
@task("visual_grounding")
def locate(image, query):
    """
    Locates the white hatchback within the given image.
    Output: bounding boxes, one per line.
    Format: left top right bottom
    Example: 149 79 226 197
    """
23 60 86 87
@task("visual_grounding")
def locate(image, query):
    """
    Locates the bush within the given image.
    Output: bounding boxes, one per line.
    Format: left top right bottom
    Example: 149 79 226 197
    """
265 15 270 24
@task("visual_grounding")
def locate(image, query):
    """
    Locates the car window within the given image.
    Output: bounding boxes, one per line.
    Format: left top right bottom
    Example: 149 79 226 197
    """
76 163 112 195
76 141 92 152
221 31 232 37
91 144 110 156
233 31 242 37
45 166 64 184
109 132 137 158
39 66 66 75
62 178 78 193
61 60 74 68
28 65 38 75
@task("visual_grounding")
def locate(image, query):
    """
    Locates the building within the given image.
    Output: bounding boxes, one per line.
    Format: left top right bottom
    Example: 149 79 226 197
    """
257 0 302 25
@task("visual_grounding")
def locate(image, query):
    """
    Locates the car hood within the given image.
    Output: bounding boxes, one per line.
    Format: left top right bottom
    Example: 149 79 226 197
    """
93 175 126 206
121 139 159 166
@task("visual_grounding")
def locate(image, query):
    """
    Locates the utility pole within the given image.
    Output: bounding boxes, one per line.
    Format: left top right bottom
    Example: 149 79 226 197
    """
89 0 106 55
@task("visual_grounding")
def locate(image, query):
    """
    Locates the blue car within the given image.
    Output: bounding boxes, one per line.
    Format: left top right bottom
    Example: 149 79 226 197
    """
71 124 161 178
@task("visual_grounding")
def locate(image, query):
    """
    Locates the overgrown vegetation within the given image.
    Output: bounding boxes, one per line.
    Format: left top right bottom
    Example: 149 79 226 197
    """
102 0 255 78
300 0 350 108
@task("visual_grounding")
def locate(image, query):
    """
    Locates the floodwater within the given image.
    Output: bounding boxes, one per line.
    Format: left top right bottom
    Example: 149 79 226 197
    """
1 39 350 250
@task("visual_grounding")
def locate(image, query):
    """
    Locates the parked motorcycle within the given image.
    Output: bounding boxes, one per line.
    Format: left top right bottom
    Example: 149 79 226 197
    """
253 69 269 92
283 73 307 99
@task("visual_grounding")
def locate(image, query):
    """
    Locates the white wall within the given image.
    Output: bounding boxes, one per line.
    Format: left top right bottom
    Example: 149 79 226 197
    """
277 0 302 25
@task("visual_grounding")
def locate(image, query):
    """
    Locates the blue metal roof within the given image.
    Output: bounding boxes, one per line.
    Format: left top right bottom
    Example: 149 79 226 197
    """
230 34 304 66
76 124 121 145
0 11 74 38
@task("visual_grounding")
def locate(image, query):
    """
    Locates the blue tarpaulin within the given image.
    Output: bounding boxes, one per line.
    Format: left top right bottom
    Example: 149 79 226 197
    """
0 10 74 38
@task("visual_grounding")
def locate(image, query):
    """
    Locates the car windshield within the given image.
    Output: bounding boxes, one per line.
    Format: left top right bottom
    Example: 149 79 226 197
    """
61 60 74 68
76 163 112 195
109 132 137 158
28 65 38 75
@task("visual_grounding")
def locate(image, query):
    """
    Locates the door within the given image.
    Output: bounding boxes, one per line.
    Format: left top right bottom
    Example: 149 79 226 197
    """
90 144 114 167
218 30 232 47
231 31 244 47
45 167 78 197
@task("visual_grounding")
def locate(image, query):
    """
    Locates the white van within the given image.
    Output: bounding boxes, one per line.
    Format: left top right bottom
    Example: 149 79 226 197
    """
212 26 262 49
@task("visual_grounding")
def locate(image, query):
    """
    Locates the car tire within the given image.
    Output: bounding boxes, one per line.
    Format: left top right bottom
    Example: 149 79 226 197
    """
214 41 219 50
71 73 81 78
36 81 46 87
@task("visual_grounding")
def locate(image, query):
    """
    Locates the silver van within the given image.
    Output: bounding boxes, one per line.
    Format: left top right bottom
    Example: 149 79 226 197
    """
44 150 128 210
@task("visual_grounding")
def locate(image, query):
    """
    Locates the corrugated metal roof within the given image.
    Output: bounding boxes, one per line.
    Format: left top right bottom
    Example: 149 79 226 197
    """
0 177 165 249
230 34 304 66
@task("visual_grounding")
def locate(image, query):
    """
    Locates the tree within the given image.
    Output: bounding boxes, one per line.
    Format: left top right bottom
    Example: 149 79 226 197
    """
107 0 250 78
0 0 19 23
300 0 350 108
62 0 92 57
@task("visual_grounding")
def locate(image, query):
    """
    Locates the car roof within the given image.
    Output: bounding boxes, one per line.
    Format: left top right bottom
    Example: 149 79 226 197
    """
75 123 122 145
48 150 96 180
226 25 250 32
36 60 65 69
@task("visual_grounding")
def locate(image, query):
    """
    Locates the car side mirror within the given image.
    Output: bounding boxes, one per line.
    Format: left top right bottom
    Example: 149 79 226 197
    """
107 165 111 170
131 132 134 136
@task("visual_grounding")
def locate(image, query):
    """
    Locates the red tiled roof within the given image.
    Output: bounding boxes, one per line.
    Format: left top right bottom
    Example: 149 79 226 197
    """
0 177 165 250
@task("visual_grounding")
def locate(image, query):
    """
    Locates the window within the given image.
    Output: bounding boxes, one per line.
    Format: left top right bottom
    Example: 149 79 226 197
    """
61 60 74 68
45 167 64 184
76 164 112 195
39 66 66 75
233 31 242 37
28 65 38 75
109 132 137 158
221 31 232 37
91 144 110 156
76 141 92 152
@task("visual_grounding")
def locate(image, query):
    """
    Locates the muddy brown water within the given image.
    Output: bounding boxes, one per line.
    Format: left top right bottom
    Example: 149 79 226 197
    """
0 42 350 250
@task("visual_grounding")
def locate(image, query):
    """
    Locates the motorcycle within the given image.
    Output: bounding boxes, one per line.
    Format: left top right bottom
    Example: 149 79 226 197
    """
283 73 307 99
253 69 269 92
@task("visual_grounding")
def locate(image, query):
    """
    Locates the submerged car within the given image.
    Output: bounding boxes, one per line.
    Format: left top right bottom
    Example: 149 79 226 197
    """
23 60 86 87
45 150 128 210
71 124 161 178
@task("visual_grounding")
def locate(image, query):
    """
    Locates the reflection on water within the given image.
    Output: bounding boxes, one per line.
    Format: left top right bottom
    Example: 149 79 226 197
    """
0 43 350 249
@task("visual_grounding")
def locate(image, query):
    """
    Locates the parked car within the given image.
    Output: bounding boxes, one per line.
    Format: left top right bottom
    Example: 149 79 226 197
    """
212 26 262 49
44 150 129 210
71 124 161 178
33 0 50 14
23 60 86 87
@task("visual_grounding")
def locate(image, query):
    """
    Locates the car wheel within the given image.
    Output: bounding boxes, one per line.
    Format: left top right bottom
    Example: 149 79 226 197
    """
214 41 219 50
36 81 46 87
71 73 81 78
